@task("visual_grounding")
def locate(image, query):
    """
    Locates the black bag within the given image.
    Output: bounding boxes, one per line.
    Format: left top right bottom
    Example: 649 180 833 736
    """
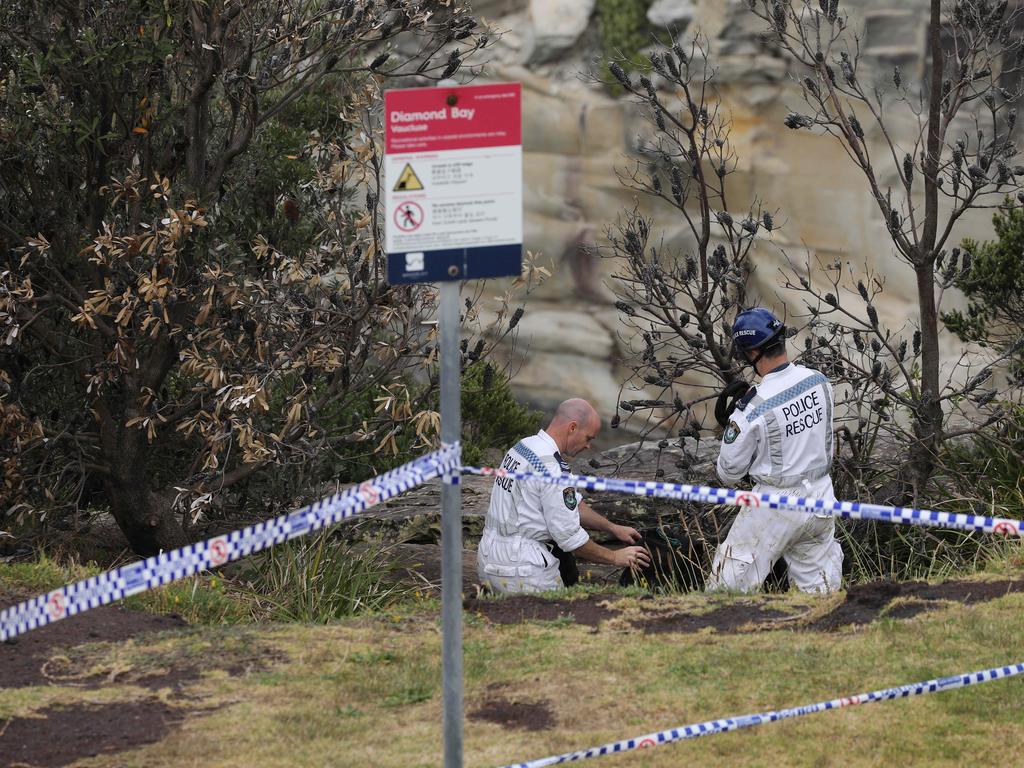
618 528 706 592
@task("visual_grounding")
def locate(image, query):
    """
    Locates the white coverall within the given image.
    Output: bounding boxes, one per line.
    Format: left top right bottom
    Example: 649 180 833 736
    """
707 362 844 594
477 430 588 594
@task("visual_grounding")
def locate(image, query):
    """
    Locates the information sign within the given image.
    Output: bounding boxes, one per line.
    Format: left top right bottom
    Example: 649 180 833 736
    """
384 83 522 283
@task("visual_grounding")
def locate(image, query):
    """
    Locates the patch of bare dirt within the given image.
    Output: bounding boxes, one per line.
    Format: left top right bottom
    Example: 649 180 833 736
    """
463 593 621 627
0 700 186 768
469 697 555 731
0 603 187 688
812 578 1024 630
631 603 793 634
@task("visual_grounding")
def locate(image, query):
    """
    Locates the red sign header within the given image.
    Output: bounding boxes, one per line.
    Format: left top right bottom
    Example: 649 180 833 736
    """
384 83 521 154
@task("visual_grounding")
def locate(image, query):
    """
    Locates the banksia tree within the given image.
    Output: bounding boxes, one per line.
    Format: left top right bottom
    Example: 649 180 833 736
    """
599 36 778 455
749 0 1024 501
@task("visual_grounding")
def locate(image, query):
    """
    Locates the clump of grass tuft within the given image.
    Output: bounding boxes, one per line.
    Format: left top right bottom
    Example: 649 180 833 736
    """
242 531 414 623
0 550 97 593
128 574 253 624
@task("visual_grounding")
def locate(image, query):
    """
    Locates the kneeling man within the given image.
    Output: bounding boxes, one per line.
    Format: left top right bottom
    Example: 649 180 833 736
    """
478 398 650 594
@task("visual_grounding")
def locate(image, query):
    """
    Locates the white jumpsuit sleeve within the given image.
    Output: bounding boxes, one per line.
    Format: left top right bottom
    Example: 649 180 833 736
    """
717 417 763 485
539 482 589 552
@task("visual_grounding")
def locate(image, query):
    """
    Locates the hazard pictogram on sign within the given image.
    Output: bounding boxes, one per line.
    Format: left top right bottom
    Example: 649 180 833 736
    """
393 163 424 191
394 201 424 232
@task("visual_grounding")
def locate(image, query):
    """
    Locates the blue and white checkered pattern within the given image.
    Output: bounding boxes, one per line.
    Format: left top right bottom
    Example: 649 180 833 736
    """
744 372 827 422
499 661 1024 767
0 443 461 643
463 465 1024 538
512 441 551 474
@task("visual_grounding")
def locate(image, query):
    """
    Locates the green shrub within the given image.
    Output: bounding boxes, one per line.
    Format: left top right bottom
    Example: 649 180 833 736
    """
943 202 1024 375
460 362 543 466
596 0 655 94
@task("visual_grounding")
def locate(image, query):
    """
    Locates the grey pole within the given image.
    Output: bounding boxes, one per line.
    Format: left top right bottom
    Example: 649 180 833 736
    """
439 279 463 768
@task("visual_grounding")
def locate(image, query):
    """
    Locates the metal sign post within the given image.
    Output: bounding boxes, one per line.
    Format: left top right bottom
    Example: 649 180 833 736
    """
383 82 522 768
439 279 463 767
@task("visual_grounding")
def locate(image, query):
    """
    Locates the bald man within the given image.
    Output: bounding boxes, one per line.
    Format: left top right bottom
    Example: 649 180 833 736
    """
477 398 651 594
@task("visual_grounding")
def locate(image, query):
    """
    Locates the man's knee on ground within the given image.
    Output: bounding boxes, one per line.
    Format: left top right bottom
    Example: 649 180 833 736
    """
706 548 762 593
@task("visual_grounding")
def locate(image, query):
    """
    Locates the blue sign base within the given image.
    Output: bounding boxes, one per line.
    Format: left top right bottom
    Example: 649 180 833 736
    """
387 244 522 284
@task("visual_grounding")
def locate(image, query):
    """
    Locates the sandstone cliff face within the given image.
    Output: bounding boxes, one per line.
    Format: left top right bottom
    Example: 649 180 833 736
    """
469 0 1003 425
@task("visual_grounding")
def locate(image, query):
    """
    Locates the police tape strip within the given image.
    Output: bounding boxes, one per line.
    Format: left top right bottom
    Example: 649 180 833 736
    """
462 465 1024 538
0 443 461 643
499 661 1024 768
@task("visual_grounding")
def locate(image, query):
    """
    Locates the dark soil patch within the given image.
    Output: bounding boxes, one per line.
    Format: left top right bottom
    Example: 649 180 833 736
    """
631 603 792 634
0 699 185 768
463 593 620 627
812 578 1024 630
0 603 187 688
469 697 555 731
884 600 934 621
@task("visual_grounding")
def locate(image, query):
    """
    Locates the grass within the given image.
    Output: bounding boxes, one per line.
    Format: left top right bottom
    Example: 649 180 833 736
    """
3 567 1024 767
0 535 416 627
238 531 417 622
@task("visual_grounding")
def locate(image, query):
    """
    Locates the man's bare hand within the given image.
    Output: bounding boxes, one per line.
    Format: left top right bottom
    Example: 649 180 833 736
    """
610 523 642 545
612 545 651 569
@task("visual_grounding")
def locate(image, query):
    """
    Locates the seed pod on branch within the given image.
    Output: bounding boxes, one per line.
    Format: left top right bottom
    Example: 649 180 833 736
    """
442 51 461 79
639 75 656 101
671 167 684 205
772 0 787 33
866 303 879 327
649 52 668 79
784 112 814 129
509 307 523 329
849 115 864 140
609 61 631 90
889 210 901 232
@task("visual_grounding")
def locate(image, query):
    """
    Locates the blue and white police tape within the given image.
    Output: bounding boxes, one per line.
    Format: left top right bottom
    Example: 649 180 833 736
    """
499 660 1024 768
462 464 1024 538
0 443 461 643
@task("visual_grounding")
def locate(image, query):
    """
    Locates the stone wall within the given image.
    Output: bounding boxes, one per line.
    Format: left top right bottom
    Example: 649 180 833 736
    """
467 0 1005 425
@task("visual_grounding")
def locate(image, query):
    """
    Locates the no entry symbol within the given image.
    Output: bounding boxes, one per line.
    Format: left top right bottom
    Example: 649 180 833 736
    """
47 592 67 621
209 537 230 566
394 201 424 232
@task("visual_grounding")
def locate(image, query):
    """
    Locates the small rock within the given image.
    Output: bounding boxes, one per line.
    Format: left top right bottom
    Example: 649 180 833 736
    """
525 0 596 64
647 0 696 28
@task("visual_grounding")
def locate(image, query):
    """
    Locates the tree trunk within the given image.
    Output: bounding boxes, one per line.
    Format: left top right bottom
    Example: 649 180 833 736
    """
104 472 189 556
911 262 943 497
906 0 945 500
96 362 188 555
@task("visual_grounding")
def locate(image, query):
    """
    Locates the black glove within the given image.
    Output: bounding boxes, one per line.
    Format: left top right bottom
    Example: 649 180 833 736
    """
714 379 751 428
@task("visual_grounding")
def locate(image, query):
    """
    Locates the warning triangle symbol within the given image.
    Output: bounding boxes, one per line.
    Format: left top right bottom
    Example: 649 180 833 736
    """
393 163 425 192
